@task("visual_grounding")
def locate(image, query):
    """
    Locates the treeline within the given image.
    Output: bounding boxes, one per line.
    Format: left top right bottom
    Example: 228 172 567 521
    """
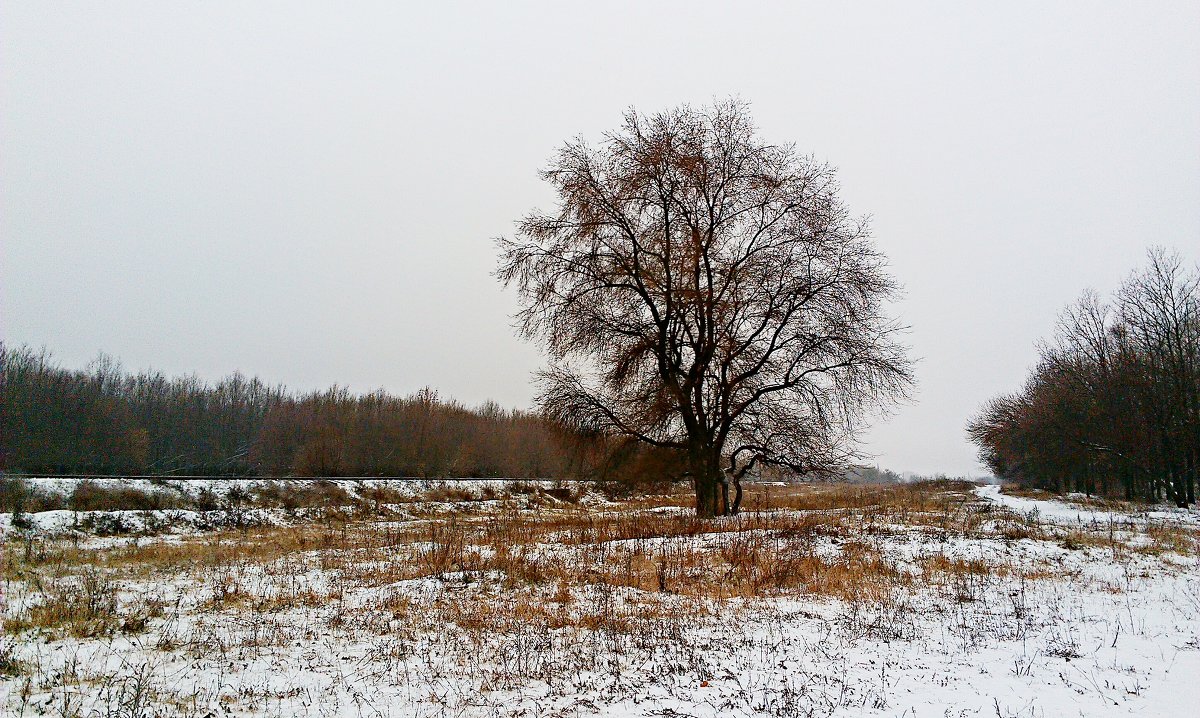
968 249 1199 507
1 345 603 478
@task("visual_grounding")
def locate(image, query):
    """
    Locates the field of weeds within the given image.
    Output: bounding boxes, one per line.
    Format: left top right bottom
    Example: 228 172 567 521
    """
3 479 1199 717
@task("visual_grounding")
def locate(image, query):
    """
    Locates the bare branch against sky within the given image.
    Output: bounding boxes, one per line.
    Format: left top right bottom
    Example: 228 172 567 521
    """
3 1 1198 475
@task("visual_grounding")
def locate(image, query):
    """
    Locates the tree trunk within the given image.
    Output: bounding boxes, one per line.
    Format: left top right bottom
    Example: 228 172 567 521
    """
730 475 744 515
693 469 717 518
1186 450 1196 506
1170 463 1189 509
690 446 724 518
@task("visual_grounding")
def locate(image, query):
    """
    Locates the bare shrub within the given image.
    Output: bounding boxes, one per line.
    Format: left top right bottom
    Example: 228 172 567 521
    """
422 483 478 503
0 636 22 677
18 570 127 637
69 481 176 512
1 476 67 514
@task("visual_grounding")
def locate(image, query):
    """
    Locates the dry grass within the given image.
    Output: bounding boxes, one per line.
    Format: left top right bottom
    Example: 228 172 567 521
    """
4 479 1014 642
1139 521 1200 556
3 569 165 638
0 485 877 636
6 487 1190 631
7 478 1197 716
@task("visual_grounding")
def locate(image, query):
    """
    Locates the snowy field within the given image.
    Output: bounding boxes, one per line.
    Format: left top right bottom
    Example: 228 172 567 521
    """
2 479 1198 717
3 477 592 537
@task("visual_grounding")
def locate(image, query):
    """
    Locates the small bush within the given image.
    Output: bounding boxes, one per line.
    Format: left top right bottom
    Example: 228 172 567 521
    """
542 486 578 503
0 476 29 514
424 483 477 503
194 486 220 511
79 512 135 536
0 636 22 677
69 481 174 512
253 480 355 510
0 477 67 514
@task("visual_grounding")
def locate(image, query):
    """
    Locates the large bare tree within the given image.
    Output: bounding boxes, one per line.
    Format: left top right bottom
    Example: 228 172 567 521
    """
497 101 913 516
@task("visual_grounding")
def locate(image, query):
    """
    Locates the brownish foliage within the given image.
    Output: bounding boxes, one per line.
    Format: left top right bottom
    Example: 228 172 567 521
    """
498 100 913 516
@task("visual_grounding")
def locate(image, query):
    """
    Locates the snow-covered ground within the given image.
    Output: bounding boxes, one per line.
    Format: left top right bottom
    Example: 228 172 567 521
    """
2 477 593 538
977 483 1197 527
15 476 586 505
3 482 1197 717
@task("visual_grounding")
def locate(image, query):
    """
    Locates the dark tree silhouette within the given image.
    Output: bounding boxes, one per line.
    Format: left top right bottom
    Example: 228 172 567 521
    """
968 248 1199 506
1 345 591 481
497 101 913 516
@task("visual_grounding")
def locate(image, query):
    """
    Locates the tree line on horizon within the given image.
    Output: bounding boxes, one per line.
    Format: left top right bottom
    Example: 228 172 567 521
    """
0 344 649 480
968 248 1199 507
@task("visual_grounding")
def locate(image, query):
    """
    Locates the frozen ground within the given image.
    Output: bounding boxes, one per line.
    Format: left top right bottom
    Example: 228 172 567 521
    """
2 477 592 538
17 477 584 499
2 480 1198 717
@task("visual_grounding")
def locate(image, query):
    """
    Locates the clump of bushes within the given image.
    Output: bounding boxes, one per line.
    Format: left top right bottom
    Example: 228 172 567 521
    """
1 477 67 515
68 481 179 512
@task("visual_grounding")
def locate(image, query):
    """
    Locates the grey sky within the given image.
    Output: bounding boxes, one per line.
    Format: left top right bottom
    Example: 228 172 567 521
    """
4 2 1198 476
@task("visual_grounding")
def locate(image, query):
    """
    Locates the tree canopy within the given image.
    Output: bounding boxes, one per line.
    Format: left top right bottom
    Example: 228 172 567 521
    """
498 100 912 516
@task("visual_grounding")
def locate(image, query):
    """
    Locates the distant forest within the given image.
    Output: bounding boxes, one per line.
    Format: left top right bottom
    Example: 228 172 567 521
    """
968 249 1199 507
1 344 639 479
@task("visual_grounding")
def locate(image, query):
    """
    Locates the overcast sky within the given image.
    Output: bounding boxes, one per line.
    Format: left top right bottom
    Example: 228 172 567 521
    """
3 2 1198 476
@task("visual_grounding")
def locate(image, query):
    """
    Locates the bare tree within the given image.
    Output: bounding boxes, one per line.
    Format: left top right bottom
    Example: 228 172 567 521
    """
497 101 913 516
3 343 578 480
1116 248 1200 506
968 248 1199 506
